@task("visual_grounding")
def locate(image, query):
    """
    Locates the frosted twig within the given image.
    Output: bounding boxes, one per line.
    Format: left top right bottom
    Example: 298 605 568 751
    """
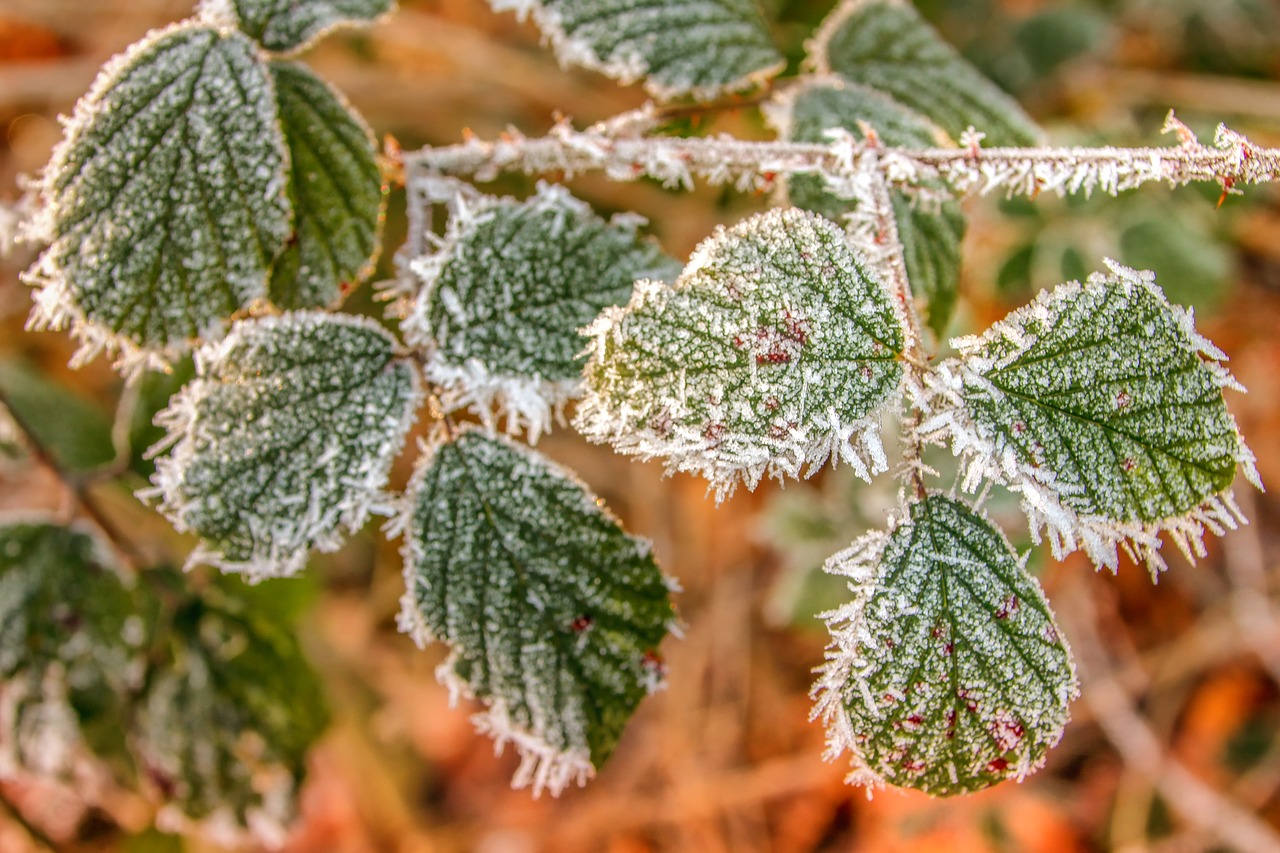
1057 578 1280 853
405 112 1280 200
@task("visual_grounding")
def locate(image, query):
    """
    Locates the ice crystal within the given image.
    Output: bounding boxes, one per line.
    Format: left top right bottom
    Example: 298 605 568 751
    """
203 0 395 53
489 0 784 101
147 312 421 580
402 183 679 442
135 591 327 847
809 0 1041 147
813 494 1078 795
0 520 148 782
765 77 966 338
268 61 383 310
395 430 676 796
577 207 906 500
25 23 290 369
921 261 1260 574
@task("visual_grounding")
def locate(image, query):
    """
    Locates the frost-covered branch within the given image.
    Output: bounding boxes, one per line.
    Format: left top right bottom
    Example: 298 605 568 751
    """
405 112 1280 200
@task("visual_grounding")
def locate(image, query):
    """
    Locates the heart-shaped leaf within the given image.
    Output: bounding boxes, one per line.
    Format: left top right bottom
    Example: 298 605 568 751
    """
923 261 1259 573
810 0 1041 147
398 430 676 795
26 23 290 368
489 0 784 101
813 494 1077 795
402 183 679 442
577 207 906 499
268 61 383 310
148 312 421 580
203 0 395 53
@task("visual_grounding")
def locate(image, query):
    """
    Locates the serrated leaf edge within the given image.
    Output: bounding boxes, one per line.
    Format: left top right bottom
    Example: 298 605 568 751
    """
810 498 1078 792
403 183 640 444
23 20 286 377
919 260 1262 576
488 0 784 102
198 0 398 56
145 311 422 580
390 426 677 797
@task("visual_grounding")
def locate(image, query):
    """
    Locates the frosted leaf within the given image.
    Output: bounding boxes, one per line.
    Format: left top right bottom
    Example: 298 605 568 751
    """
403 184 679 442
813 494 1077 796
134 589 327 847
810 0 1041 147
577 207 906 500
203 0 395 53
268 61 383 310
922 261 1260 574
490 0 784 101
0 520 147 781
147 312 421 580
766 78 966 338
25 24 290 368
396 430 676 796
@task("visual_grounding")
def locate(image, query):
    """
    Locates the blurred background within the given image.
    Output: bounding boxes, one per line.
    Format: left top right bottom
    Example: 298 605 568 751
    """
3 0 1280 850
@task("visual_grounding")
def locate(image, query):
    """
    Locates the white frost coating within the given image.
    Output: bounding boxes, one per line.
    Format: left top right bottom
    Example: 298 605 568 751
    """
487 0 784 103
919 260 1261 576
145 311 422 581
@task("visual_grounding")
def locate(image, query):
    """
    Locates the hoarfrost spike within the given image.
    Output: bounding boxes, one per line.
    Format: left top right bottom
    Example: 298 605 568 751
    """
200 0 395 53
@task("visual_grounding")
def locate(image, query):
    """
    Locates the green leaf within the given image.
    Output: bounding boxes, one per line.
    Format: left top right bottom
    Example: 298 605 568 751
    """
0 521 148 780
397 430 675 795
923 260 1258 573
811 0 1042 147
490 0 784 100
0 359 115 471
148 312 421 580
26 24 290 367
403 184 679 442
133 591 327 845
813 494 1077 796
577 207 906 499
767 79 966 338
268 61 383 310
205 0 395 53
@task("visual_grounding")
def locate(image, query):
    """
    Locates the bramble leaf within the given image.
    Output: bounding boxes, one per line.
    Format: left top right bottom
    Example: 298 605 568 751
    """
767 79 966 338
813 494 1077 796
403 184 679 442
577 207 906 499
26 24 290 367
205 0 395 53
923 261 1259 573
0 521 148 780
397 430 675 796
134 588 327 846
268 61 383 310
149 312 420 580
811 0 1041 147
490 0 784 101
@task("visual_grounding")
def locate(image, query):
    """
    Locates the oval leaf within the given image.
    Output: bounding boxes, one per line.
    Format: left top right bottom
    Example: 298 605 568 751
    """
766 78 966 338
148 312 421 580
268 61 383 310
923 261 1259 573
403 183 679 442
577 207 906 499
813 495 1077 796
810 0 1041 147
0 521 147 780
134 590 327 846
397 430 676 796
204 0 395 53
26 24 290 366
491 0 784 101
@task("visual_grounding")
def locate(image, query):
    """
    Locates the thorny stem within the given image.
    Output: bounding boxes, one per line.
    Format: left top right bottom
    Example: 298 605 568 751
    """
0 388 148 570
404 113 1280 201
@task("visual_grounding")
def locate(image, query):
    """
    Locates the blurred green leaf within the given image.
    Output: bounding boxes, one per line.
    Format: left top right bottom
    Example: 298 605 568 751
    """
0 360 114 471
